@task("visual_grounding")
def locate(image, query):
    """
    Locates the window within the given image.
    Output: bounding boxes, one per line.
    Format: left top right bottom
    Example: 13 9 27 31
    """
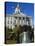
13 20 16 25
23 17 25 20
26 17 29 21
19 17 21 20
15 17 17 19
28 21 30 25
8 20 9 24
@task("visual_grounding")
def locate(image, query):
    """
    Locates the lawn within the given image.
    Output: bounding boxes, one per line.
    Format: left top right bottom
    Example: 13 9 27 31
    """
6 39 17 44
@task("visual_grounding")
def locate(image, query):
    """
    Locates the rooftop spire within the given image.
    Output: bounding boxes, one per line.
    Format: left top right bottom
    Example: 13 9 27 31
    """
17 3 19 8
15 3 20 14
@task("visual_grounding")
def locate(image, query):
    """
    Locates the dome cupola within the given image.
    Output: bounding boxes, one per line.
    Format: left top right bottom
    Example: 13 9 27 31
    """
15 4 20 14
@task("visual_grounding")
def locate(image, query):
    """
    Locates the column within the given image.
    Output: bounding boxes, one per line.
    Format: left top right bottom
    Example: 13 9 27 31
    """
30 18 32 26
12 17 15 29
21 17 23 26
24 16 26 25
17 17 19 26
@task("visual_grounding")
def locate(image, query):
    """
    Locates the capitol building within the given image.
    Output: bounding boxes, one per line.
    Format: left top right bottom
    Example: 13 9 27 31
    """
6 4 32 29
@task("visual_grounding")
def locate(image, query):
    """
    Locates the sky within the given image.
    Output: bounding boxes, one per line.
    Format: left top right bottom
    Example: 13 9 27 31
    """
34 4 35 25
5 2 34 25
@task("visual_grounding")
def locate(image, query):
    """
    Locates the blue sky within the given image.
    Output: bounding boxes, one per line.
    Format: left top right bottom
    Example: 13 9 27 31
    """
34 4 35 25
5 2 34 25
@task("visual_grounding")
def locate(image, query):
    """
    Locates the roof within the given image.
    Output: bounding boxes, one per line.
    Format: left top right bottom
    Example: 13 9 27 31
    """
6 12 32 18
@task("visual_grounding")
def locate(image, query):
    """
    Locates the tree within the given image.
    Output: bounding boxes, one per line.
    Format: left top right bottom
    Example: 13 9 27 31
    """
12 25 34 43
6 27 13 40
12 26 22 43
